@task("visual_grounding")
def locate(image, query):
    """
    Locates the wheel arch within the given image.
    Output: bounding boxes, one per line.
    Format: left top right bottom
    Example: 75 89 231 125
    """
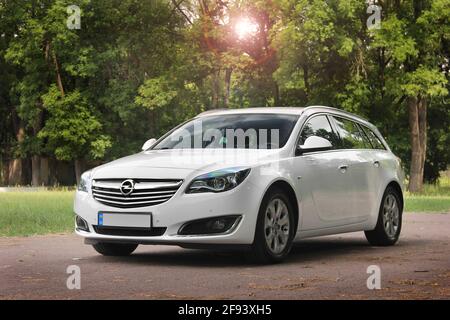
385 180 404 211
264 180 300 232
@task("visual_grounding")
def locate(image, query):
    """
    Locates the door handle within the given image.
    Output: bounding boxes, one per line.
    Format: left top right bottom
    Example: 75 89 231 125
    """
373 160 380 168
338 165 348 173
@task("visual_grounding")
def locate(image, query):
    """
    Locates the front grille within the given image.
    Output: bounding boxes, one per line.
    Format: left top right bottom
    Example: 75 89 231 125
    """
92 179 183 208
94 226 166 237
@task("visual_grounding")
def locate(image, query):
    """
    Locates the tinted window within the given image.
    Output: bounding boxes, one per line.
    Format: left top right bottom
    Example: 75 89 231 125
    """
356 123 374 148
332 116 370 149
299 115 339 148
360 125 386 150
152 114 299 150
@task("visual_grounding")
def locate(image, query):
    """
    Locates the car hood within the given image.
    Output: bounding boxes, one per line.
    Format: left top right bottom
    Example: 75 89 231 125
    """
92 148 283 180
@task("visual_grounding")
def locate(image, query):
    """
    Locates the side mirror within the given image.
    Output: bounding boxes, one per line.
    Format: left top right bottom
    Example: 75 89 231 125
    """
296 136 332 156
142 138 157 151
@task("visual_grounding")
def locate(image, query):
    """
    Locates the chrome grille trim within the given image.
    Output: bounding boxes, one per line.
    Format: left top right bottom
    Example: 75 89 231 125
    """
93 180 182 190
92 179 183 208
94 193 174 201
93 197 171 206
92 189 176 196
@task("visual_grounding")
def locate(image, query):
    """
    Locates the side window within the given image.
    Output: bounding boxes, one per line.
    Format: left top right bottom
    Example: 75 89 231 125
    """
360 125 386 150
299 115 339 148
332 116 370 149
356 124 374 148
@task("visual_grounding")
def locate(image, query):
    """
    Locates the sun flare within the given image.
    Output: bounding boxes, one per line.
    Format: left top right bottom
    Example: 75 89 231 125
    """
235 17 258 39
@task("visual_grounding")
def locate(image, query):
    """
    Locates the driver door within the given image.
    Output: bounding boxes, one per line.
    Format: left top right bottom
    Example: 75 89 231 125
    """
292 114 356 230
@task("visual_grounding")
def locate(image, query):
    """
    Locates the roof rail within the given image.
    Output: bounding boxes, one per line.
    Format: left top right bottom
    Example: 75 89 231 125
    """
303 105 369 122
197 108 229 116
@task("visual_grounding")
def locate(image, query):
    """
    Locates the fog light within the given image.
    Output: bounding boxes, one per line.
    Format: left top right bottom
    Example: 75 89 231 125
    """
75 215 90 232
178 215 241 236
208 219 226 231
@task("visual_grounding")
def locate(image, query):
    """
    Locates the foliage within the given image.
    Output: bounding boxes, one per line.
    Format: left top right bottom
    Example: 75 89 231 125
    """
38 86 111 161
0 0 448 187
136 77 179 110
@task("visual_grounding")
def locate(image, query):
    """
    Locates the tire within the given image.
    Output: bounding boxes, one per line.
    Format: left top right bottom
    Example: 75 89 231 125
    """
92 242 138 256
251 187 296 264
365 186 402 246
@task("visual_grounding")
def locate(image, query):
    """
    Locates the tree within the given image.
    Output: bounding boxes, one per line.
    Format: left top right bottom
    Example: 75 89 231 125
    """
38 86 111 183
370 0 448 192
158 0 281 110
0 0 448 188
2 0 183 184
275 0 449 191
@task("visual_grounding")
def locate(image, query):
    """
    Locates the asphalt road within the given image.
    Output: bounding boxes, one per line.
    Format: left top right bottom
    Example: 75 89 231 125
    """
0 213 449 300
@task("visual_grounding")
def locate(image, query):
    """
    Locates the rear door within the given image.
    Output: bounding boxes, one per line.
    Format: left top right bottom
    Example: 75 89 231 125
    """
359 124 389 214
329 116 374 220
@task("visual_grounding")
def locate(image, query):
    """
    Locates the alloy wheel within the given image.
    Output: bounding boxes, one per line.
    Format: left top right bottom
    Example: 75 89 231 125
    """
382 194 399 239
264 198 290 254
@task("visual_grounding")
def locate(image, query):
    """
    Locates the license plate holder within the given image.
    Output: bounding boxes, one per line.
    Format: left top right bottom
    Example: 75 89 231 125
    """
98 212 152 228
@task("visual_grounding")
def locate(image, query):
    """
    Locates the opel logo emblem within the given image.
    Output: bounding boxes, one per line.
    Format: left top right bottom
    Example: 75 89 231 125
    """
120 179 135 196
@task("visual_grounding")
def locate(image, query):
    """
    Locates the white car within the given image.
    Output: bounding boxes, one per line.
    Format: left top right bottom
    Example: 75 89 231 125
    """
74 106 404 263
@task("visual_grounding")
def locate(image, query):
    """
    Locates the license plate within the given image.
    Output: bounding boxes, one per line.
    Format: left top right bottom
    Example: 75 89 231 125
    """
98 212 151 228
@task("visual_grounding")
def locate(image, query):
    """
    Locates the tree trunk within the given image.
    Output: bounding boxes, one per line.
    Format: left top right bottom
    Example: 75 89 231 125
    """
211 70 220 109
303 64 310 101
49 157 58 186
31 104 44 186
418 98 427 182
1 159 9 186
40 157 49 186
74 159 86 185
224 68 232 108
8 124 25 185
51 47 65 97
408 96 427 193
31 155 41 186
379 48 386 99
274 82 280 106
8 159 22 186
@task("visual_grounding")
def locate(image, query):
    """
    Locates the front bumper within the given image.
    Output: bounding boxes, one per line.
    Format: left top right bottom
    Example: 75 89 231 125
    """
74 181 263 246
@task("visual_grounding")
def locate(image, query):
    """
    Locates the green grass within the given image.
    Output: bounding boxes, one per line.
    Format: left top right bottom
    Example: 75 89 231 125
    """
0 191 75 237
0 178 449 237
404 176 450 212
405 196 450 212
407 176 450 197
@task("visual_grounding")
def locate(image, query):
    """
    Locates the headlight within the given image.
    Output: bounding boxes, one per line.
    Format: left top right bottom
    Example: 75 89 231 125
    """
78 170 92 193
186 167 251 193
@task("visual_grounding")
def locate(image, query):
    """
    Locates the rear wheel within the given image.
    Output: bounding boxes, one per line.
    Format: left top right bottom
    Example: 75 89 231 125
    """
365 186 402 246
251 187 296 263
92 242 138 256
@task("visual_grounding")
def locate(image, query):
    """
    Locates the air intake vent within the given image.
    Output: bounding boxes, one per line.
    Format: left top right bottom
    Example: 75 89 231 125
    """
92 179 182 208
93 226 166 237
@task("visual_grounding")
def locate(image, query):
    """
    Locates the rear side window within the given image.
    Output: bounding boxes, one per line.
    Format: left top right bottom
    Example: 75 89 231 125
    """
360 125 386 150
332 116 371 149
299 115 340 148
356 123 374 148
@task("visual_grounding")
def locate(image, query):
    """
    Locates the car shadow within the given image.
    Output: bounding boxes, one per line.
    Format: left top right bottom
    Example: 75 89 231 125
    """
88 234 426 268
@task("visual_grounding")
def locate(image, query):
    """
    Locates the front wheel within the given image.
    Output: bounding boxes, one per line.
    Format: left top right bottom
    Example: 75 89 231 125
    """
92 242 138 256
365 186 402 246
251 187 296 264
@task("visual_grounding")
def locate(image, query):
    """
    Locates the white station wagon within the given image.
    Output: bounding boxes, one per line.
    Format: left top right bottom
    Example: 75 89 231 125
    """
74 106 404 263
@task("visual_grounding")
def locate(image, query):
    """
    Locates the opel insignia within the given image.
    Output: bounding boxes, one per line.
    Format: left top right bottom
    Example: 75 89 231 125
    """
74 106 404 263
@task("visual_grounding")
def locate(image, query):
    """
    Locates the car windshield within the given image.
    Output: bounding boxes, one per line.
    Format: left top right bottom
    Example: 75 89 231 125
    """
152 113 299 150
